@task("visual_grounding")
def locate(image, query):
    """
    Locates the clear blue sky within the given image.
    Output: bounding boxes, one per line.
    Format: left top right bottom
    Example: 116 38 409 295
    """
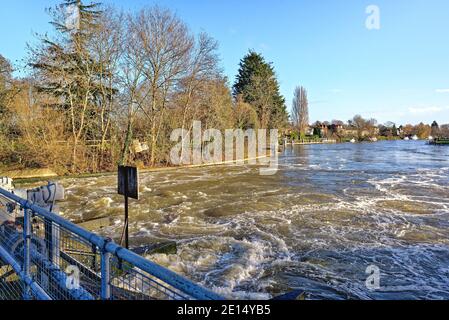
1 0 448 125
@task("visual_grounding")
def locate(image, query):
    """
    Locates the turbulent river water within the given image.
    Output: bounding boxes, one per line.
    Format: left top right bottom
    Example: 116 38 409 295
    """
55 140 449 299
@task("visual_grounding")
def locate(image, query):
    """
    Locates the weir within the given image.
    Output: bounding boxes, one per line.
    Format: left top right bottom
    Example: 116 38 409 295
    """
0 186 224 301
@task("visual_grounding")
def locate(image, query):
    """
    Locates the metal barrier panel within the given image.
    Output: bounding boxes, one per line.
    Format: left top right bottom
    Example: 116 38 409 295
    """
29 214 99 300
0 211 27 300
108 255 190 300
0 188 224 301
0 265 26 300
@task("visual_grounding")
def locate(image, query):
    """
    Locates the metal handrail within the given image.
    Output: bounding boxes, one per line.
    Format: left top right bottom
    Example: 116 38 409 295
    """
0 187 224 300
0 244 51 300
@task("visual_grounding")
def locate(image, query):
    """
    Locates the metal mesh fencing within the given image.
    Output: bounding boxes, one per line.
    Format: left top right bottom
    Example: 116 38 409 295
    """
109 256 190 300
0 188 223 301
0 198 28 300
28 214 100 300
0 265 25 300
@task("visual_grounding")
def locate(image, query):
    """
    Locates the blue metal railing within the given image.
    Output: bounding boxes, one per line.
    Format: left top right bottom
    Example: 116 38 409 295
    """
0 187 224 300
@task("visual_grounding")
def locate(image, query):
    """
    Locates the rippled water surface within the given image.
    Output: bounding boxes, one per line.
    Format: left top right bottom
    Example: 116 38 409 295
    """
57 141 449 299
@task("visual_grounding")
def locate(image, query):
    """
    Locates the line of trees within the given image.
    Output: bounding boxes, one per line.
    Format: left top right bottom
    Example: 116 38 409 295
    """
0 0 289 174
306 115 449 141
287 84 449 142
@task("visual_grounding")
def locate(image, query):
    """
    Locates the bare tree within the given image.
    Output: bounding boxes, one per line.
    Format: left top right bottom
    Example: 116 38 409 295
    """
351 115 367 140
177 32 220 157
439 124 449 137
89 9 125 169
0 55 13 115
292 86 309 135
0 55 12 82
3 3 297 174
332 120 344 126
351 115 378 140
129 7 194 166
116 7 223 167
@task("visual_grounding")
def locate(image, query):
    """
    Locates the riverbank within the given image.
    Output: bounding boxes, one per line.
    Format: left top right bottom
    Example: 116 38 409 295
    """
1 138 429 183
0 153 274 184
290 139 337 145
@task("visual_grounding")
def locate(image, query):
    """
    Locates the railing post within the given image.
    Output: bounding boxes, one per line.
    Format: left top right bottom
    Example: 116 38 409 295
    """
100 250 111 300
23 207 31 300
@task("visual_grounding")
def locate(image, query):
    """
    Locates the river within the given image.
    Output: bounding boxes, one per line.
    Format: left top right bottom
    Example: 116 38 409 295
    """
55 140 449 299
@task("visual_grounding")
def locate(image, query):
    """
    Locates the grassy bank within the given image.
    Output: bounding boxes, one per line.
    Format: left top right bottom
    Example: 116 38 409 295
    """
2 153 274 185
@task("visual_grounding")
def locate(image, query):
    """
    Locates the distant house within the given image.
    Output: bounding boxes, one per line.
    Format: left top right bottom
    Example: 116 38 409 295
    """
313 122 353 138
309 122 379 139
311 122 327 137
339 126 358 137
305 127 314 136
330 124 344 132
329 124 344 136
339 126 379 138
317 123 329 137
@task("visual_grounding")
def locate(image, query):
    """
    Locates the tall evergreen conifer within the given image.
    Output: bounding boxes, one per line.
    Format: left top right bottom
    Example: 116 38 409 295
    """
233 51 288 128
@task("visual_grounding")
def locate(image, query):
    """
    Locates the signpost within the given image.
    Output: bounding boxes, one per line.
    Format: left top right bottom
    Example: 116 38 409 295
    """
118 166 139 249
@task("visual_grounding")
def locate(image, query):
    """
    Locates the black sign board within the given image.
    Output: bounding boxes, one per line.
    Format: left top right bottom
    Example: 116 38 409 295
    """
118 166 139 249
118 166 139 200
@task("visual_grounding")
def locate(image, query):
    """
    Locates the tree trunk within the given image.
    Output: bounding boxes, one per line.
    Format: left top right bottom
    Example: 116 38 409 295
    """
71 136 78 173
99 118 111 170
119 119 133 166
150 120 157 167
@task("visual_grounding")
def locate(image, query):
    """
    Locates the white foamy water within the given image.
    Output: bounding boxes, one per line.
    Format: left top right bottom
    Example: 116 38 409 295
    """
50 140 449 299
